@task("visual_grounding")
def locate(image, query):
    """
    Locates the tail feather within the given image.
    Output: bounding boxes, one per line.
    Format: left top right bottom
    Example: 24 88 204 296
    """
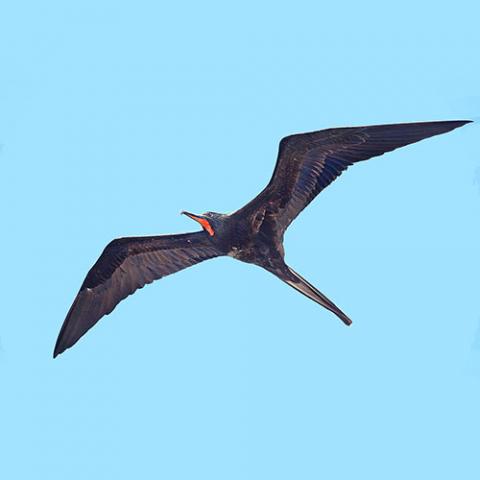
281 266 352 326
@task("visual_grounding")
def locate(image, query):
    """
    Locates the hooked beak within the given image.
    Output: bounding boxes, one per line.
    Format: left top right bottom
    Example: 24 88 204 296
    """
181 211 215 236
181 210 199 220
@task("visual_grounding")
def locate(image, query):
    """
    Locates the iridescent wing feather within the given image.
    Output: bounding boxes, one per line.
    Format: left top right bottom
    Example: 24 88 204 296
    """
54 232 220 357
237 121 470 232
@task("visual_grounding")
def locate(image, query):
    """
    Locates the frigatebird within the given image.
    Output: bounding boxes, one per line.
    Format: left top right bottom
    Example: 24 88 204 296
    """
54 120 471 357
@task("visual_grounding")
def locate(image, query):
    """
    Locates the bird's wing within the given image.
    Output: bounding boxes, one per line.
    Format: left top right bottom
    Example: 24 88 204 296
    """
54 231 221 357
236 120 470 233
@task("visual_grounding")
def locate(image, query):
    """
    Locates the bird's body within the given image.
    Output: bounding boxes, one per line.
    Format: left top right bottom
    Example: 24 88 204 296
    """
54 120 471 357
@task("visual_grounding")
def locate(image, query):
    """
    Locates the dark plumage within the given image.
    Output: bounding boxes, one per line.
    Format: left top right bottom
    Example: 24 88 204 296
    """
54 120 471 357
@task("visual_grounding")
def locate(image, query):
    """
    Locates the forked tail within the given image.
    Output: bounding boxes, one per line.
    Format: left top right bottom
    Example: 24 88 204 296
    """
281 266 352 326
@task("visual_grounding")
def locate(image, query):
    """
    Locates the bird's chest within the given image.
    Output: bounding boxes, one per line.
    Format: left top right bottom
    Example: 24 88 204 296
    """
227 236 282 266
228 244 260 264
225 215 283 264
227 245 247 260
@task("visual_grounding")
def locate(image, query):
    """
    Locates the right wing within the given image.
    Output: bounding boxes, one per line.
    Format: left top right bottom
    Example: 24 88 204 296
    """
54 231 221 357
236 121 471 234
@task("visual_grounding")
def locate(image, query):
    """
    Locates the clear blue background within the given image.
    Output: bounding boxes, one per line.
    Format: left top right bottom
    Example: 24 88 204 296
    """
1 1 479 478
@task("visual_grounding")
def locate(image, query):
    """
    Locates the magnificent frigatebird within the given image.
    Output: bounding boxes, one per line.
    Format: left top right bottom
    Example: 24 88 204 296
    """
54 120 471 357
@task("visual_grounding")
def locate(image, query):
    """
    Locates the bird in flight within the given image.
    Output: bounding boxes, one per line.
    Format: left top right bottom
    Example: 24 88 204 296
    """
54 120 471 357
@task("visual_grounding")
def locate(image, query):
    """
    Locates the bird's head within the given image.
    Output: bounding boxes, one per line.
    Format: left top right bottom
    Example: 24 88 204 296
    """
181 211 226 237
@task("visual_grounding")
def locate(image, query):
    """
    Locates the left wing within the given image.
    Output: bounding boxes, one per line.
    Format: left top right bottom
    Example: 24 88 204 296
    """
54 231 221 357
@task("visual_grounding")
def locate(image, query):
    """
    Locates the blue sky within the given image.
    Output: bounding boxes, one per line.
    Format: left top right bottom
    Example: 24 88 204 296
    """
1 1 479 478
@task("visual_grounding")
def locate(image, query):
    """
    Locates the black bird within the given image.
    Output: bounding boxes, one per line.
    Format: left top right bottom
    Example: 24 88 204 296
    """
54 120 471 357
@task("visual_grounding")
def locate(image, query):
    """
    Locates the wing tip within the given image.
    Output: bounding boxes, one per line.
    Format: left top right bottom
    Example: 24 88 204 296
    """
53 339 67 358
450 119 473 127
379 119 473 132
436 119 473 135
